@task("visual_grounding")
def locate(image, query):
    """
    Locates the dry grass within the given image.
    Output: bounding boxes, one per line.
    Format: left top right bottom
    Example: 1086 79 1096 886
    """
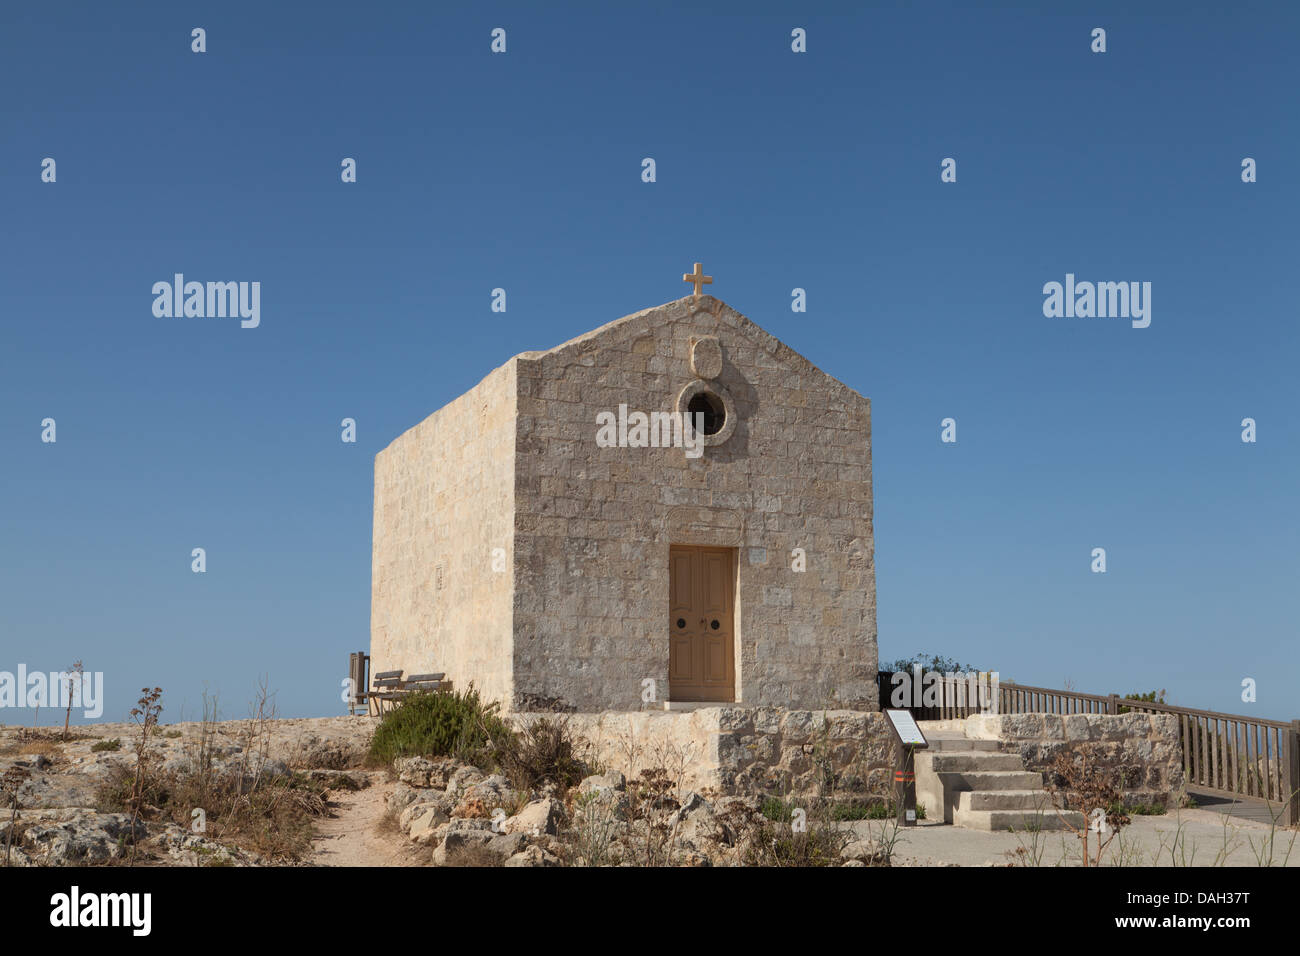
375 804 403 837
491 716 587 792
15 739 61 758
0 728 93 757
93 682 333 862
440 842 504 867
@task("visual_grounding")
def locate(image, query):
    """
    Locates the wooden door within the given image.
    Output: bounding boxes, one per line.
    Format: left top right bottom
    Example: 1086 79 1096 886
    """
668 545 735 701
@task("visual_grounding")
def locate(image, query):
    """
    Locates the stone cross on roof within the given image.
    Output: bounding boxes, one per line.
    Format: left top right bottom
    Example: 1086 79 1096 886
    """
682 262 713 299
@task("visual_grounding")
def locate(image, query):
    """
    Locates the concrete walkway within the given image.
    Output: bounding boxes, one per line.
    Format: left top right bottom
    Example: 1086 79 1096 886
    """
1186 788 1293 826
847 808 1300 867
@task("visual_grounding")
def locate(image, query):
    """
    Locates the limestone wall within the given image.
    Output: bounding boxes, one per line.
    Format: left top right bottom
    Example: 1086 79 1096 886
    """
510 295 877 712
965 713 1185 805
520 707 898 798
519 708 1184 806
370 360 518 706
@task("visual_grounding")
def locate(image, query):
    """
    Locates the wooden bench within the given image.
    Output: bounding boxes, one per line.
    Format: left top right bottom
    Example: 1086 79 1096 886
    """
367 670 454 715
405 672 447 692
369 670 406 715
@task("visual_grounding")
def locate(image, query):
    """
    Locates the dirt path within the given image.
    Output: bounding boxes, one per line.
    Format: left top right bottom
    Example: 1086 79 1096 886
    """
309 775 425 867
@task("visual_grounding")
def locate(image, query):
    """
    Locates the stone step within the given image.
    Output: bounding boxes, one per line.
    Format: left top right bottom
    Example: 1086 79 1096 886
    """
926 752 1024 772
954 807 1086 832
957 789 1063 812
921 735 1002 753
931 770 1045 791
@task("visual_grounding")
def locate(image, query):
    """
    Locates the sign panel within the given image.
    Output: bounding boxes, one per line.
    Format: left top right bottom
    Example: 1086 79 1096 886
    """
884 708 928 748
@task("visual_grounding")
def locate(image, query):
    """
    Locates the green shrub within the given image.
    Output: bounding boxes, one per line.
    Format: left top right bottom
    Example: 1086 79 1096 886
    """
368 688 509 764
1118 689 1166 714
91 738 122 752
761 795 925 823
860 801 926 821
760 796 792 822
880 653 979 674
1108 800 1166 816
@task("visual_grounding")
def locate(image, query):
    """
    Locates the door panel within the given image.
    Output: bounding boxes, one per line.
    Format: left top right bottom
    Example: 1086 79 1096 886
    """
668 545 735 701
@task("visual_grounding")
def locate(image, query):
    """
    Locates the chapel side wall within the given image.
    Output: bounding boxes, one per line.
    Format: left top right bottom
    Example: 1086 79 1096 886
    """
510 296 877 712
370 360 517 708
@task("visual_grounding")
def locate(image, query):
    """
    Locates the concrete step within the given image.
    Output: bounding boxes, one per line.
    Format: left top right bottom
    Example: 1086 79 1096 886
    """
954 807 1086 832
926 752 1025 772
957 789 1062 812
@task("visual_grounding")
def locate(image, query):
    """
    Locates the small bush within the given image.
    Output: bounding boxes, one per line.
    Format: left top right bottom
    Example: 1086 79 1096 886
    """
368 688 508 764
1109 800 1166 816
760 795 924 823
859 801 926 821
761 796 792 822
491 716 585 792
733 806 848 868
91 738 122 752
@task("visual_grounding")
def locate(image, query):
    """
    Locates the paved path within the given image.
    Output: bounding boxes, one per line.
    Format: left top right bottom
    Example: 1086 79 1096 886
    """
846 808 1299 867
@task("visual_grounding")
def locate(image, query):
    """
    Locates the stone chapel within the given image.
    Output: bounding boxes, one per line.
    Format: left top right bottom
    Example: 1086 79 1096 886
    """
370 275 878 712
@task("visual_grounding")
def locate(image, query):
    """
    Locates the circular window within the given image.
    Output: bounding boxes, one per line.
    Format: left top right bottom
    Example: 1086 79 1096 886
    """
686 391 726 436
676 380 737 447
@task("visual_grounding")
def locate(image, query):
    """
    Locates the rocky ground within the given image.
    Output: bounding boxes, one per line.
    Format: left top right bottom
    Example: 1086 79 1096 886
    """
0 715 890 867
10 716 1277 868
0 716 374 867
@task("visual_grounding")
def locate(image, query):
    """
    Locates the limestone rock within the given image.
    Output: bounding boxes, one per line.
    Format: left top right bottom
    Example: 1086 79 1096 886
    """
388 784 418 813
154 824 259 867
454 774 515 818
405 801 452 841
11 809 147 865
432 820 498 864
504 844 562 867
445 765 485 800
577 770 626 795
486 831 528 858
671 798 733 850
503 798 565 836
841 839 889 865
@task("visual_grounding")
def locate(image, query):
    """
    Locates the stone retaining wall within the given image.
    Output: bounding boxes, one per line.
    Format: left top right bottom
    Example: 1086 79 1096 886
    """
964 712 1185 806
520 709 1184 805
518 708 900 798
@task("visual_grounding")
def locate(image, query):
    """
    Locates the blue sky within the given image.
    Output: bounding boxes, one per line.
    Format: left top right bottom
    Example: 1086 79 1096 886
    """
2 1 1296 724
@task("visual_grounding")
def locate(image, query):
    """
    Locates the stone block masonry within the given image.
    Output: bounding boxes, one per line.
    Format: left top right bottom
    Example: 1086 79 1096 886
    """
518 708 900 798
963 712 1185 805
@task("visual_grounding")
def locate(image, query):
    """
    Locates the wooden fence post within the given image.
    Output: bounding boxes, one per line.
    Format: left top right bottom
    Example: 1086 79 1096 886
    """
1107 693 1120 716
1287 719 1300 827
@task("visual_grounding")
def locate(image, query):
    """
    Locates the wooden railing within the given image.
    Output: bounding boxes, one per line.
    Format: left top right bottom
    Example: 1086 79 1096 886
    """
879 672 1299 824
